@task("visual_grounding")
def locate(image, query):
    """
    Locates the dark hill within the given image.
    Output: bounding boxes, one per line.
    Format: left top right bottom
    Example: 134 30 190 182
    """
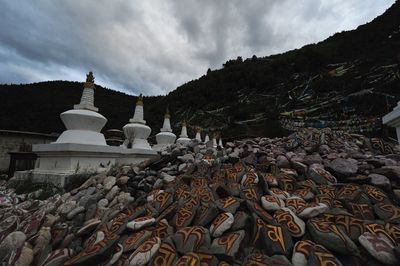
1 1 400 139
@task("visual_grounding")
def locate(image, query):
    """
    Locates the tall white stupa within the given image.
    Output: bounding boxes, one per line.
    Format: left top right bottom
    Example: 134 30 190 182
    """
177 120 191 145
55 72 107 145
123 94 153 151
154 107 176 151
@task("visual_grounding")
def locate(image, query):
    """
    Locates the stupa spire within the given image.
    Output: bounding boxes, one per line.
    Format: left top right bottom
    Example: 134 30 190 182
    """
74 71 98 112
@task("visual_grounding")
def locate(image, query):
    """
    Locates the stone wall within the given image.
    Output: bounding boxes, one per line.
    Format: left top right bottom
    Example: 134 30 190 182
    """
0 130 58 172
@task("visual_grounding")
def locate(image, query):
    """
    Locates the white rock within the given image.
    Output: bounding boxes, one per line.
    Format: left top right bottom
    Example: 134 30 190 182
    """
127 216 156 231
160 172 176 183
103 176 116 191
297 203 328 219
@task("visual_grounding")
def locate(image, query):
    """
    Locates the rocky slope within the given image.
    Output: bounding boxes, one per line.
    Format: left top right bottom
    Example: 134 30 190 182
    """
1 128 400 265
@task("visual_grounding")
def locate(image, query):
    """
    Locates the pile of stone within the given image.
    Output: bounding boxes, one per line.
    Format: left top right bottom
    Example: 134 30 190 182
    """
1 127 400 265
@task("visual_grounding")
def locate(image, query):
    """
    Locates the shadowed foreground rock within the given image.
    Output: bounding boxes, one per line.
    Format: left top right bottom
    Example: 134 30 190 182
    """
1 128 400 265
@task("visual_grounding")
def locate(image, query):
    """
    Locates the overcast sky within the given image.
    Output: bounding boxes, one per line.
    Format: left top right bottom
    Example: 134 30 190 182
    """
0 1 395 95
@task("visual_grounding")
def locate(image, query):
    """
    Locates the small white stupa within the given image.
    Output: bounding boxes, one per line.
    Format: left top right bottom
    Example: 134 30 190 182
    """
154 107 176 151
204 134 210 143
212 133 218 148
177 120 191 145
123 94 153 151
195 127 202 142
55 72 107 146
218 137 224 148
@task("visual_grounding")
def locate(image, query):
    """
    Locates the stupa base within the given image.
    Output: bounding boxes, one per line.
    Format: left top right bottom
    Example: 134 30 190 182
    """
17 143 157 187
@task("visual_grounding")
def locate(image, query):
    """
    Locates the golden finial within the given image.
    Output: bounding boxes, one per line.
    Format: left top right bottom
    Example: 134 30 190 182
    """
136 93 143 106
182 120 187 127
84 71 95 88
196 126 202 133
165 106 170 118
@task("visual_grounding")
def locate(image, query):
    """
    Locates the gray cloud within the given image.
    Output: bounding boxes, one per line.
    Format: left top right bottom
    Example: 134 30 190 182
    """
0 0 395 95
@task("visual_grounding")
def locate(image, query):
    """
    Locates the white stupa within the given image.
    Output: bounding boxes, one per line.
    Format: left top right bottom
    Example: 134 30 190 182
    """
218 137 224 148
20 73 157 187
123 94 153 151
195 127 202 142
154 108 176 151
212 133 218 148
56 72 107 145
204 134 210 143
176 120 191 145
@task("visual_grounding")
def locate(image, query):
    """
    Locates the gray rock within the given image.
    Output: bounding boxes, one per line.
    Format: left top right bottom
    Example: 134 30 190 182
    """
67 206 85 220
372 166 400 180
276 155 290 168
328 158 358 177
58 201 77 216
368 173 391 191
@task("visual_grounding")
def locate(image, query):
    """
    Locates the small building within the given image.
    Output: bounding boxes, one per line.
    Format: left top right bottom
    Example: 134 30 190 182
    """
0 130 59 173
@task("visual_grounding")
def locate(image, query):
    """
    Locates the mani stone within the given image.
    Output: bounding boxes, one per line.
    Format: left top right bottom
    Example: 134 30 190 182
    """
128 237 161 266
209 212 234 238
347 203 375 220
359 232 398 265
307 218 358 255
150 238 178 266
292 240 343 266
216 196 241 214
172 226 211 254
172 197 200 228
210 230 245 258
120 230 152 253
252 216 293 256
64 230 119 266
175 252 201 266
308 166 337 185
373 203 400 224
261 195 285 212
274 208 305 238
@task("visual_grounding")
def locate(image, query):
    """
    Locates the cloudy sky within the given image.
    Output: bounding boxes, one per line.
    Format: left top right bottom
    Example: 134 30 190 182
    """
0 1 395 95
